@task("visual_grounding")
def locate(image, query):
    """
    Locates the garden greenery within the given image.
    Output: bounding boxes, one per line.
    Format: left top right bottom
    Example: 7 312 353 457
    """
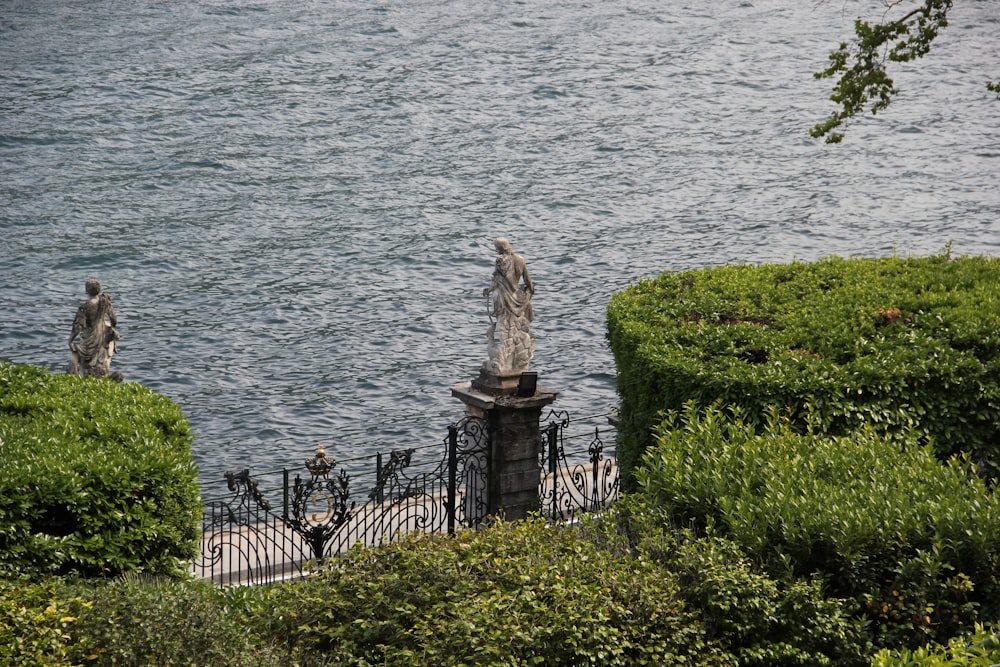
870 623 1000 667
6 253 1000 664
263 511 868 666
607 252 1000 487
637 403 1000 650
0 513 868 667
0 575 288 667
0 361 200 579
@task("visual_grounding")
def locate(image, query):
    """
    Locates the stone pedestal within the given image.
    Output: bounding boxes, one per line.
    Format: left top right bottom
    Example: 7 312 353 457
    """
451 374 557 521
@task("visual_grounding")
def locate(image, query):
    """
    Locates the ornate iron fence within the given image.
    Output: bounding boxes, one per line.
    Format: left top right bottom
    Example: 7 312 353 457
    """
193 409 621 585
192 415 489 585
538 410 620 522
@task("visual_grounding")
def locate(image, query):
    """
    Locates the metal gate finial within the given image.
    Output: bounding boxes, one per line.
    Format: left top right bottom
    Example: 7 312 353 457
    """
305 444 335 478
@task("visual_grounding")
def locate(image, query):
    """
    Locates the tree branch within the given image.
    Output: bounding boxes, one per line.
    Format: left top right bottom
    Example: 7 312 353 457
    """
811 0 953 143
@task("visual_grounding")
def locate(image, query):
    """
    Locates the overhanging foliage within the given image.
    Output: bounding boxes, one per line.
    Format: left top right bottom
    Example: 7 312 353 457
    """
811 0 998 143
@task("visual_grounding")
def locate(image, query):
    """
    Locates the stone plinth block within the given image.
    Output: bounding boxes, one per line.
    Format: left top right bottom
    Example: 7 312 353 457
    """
451 379 557 521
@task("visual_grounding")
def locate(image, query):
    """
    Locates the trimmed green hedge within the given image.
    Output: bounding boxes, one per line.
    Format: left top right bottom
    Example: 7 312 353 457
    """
607 253 1000 486
637 403 1000 650
0 361 200 579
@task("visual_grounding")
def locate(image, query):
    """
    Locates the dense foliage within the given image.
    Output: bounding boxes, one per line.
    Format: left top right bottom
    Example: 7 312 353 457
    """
0 575 287 667
638 403 1000 651
261 512 865 666
871 623 1000 666
0 512 867 666
0 361 200 579
607 253 1000 487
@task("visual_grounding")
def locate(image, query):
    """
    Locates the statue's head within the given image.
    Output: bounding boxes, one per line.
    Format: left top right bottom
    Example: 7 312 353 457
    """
85 278 101 297
494 237 512 254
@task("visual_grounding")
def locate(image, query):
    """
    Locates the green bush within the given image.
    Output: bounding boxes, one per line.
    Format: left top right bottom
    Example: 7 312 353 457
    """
870 623 1000 666
0 575 291 667
621 505 870 666
265 516 699 667
71 575 289 667
637 403 1000 650
607 253 1000 486
0 511 866 666
263 511 864 666
0 577 92 667
0 361 200 579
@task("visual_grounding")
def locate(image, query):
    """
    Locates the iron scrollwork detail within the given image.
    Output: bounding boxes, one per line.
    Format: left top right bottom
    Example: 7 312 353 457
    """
287 444 356 561
194 418 497 585
539 411 620 521
369 448 417 503
206 468 270 529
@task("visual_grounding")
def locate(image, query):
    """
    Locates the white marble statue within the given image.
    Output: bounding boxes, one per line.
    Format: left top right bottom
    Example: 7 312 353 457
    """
68 278 120 379
482 238 535 374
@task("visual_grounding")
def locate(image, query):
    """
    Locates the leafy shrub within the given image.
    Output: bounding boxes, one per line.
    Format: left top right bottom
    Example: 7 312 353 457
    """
0 577 92 667
71 575 289 667
265 516 698 666
870 623 1000 666
0 576 292 667
607 253 1000 486
0 361 200 579
264 512 864 666
636 403 1000 650
0 510 865 666
619 504 870 667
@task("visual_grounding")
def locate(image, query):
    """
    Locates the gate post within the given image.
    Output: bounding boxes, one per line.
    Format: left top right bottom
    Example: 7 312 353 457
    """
451 370 557 521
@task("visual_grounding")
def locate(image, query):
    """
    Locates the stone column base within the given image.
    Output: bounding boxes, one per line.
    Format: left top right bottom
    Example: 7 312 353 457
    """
452 379 557 520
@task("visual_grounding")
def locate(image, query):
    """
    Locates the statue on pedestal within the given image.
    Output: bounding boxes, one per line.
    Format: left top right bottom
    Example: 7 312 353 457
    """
482 238 535 375
68 278 121 379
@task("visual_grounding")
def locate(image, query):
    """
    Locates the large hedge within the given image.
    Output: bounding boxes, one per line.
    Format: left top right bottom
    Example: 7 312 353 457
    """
637 403 1000 651
0 361 200 579
607 253 1000 485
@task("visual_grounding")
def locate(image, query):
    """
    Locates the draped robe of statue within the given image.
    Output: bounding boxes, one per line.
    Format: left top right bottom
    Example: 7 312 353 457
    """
484 238 535 375
68 280 120 378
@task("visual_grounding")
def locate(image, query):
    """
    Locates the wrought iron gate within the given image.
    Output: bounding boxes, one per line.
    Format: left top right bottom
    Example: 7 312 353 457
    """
538 410 620 522
192 416 489 585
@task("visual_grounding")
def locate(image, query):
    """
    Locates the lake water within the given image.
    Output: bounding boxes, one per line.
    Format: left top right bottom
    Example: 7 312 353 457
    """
3 0 999 489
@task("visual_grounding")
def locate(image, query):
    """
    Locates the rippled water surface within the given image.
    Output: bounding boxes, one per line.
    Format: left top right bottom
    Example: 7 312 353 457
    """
3 0 999 487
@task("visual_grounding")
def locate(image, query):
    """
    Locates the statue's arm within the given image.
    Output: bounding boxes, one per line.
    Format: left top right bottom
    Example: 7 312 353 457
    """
105 294 118 327
484 261 501 297
69 306 84 349
521 261 535 295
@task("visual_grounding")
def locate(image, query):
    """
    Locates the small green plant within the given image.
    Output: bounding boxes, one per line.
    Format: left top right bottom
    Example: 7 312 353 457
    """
0 578 92 667
73 574 288 667
0 576 293 667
